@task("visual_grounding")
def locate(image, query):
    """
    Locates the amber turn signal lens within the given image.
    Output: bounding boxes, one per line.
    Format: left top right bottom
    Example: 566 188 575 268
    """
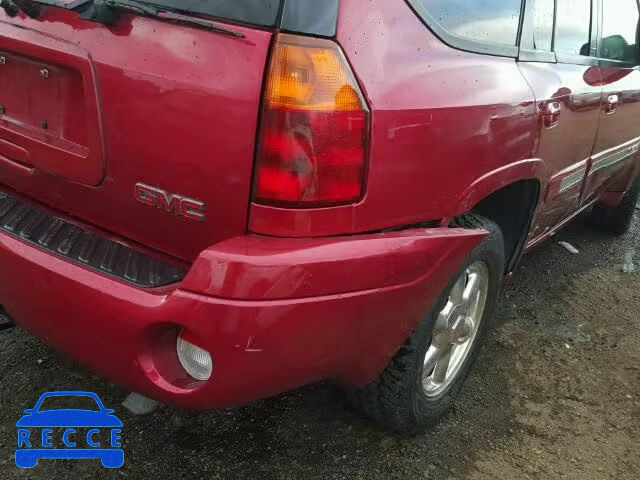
266 37 364 112
254 34 369 207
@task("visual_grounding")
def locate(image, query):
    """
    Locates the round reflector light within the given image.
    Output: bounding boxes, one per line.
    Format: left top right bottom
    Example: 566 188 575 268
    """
177 332 213 381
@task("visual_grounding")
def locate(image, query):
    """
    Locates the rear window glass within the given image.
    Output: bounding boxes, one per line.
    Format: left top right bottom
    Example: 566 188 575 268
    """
533 0 555 51
147 0 281 27
412 0 523 46
600 0 640 64
555 0 592 56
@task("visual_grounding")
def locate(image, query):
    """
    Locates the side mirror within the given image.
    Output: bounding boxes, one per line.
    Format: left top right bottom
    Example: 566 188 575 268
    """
23 409 34 415
105 409 115 414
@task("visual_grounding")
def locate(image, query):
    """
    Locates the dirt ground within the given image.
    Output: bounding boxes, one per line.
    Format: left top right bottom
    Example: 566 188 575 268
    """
0 210 638 480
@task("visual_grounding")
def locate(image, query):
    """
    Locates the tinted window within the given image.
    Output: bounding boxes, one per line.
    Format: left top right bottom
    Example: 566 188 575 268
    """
555 0 592 56
413 0 523 46
601 0 640 64
145 0 281 27
533 0 555 51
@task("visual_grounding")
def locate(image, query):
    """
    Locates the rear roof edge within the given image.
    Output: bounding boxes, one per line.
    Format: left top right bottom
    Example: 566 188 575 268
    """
136 0 340 37
280 0 340 38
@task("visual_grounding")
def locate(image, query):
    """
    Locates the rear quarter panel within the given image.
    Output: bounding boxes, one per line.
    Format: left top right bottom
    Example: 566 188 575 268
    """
250 0 540 237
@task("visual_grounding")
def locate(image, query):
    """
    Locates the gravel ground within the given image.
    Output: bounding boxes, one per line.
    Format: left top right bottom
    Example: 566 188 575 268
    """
1 210 638 480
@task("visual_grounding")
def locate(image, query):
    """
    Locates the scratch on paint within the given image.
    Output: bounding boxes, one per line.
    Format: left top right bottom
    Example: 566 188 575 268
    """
245 336 263 353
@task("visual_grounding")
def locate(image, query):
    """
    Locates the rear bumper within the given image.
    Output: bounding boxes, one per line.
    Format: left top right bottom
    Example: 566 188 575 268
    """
0 228 486 410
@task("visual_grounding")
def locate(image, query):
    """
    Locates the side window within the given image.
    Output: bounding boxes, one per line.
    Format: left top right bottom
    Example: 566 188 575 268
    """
600 0 640 65
412 0 523 46
533 0 555 51
555 0 593 56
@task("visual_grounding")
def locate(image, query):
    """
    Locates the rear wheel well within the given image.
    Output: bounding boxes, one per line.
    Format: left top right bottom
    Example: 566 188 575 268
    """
467 180 540 272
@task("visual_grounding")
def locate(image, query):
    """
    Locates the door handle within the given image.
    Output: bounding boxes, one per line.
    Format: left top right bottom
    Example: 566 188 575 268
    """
606 94 619 114
543 101 561 128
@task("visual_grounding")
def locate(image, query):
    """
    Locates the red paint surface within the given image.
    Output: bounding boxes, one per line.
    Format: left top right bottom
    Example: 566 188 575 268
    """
0 9 271 261
0 0 639 409
181 229 486 300
0 227 485 407
252 1 539 237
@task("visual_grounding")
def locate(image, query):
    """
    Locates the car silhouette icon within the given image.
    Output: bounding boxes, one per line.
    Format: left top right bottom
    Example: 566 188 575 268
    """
16 391 123 469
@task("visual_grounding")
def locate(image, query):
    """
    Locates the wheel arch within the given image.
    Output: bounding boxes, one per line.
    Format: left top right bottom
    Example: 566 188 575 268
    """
457 160 545 272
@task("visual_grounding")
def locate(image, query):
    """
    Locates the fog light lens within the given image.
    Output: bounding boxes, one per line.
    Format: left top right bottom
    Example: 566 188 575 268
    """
176 332 213 381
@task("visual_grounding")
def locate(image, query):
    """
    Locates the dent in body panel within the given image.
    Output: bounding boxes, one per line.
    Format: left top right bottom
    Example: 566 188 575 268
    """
337 0 537 230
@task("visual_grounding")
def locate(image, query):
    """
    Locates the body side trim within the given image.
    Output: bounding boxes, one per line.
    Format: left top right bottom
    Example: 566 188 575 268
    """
559 167 588 194
589 137 640 176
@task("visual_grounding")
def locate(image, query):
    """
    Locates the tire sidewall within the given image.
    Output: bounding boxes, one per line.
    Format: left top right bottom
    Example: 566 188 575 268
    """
591 172 640 235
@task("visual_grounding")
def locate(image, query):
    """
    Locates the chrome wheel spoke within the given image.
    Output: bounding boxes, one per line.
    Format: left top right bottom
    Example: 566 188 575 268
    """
422 261 490 398
449 273 466 306
462 272 481 308
431 347 453 384
422 344 443 379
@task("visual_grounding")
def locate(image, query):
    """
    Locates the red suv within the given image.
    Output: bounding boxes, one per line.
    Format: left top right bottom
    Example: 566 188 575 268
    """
0 0 638 432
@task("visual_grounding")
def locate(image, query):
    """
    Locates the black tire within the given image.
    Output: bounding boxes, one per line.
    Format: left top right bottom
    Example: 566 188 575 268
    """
350 214 505 434
589 174 640 236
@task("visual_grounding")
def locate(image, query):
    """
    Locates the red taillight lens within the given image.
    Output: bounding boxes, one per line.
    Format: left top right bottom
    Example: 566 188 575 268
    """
254 34 369 208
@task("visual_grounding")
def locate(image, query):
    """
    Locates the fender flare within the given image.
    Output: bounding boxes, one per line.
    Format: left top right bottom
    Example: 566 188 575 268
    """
456 158 546 214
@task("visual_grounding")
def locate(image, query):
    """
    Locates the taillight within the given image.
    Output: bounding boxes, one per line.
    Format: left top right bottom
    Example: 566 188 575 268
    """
254 34 369 208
